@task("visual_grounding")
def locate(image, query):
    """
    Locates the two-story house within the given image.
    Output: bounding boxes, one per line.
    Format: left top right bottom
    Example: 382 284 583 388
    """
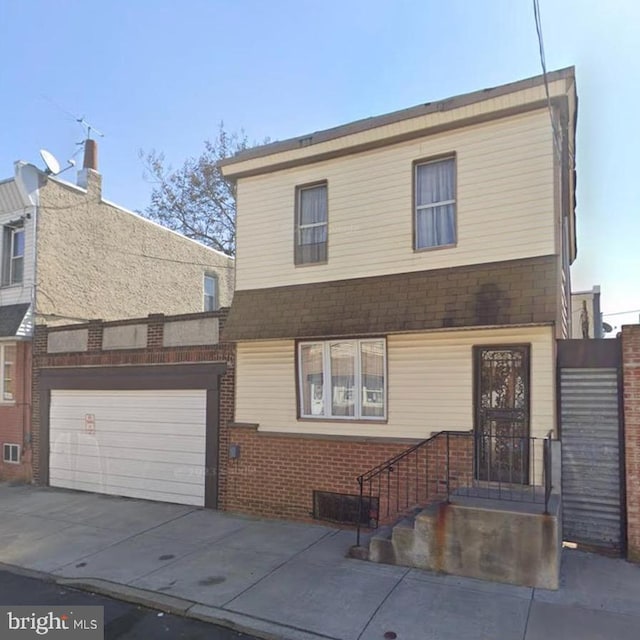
0 142 234 481
219 68 577 522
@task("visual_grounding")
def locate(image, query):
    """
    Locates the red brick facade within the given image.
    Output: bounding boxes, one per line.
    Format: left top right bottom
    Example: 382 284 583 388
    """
0 341 32 482
224 426 473 523
31 311 235 496
623 325 640 562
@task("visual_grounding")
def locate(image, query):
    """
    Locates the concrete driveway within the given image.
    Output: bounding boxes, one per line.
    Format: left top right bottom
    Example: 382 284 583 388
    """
1 483 640 640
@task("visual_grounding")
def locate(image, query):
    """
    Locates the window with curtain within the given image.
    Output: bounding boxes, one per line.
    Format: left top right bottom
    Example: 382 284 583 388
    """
298 339 386 420
414 157 456 249
295 183 327 265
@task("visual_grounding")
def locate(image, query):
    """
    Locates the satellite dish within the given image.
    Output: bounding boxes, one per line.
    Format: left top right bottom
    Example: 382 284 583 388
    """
602 322 613 334
39 149 61 175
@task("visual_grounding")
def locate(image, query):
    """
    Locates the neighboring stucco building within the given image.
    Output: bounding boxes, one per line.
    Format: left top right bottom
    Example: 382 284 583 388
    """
571 285 603 338
220 68 577 521
0 144 234 480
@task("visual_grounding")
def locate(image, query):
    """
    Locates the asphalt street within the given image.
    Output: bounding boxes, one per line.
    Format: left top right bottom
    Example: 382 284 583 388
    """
0 569 259 640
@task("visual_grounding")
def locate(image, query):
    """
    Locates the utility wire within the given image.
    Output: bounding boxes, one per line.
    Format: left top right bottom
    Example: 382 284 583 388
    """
532 0 563 160
602 309 640 317
532 0 575 164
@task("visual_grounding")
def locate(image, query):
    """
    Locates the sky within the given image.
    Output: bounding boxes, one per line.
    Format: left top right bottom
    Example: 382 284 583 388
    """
0 0 638 330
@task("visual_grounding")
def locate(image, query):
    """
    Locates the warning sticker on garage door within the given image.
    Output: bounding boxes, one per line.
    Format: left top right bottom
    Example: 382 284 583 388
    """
84 413 95 435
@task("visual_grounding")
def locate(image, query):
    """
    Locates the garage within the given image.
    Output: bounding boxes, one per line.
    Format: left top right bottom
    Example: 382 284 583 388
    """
49 389 207 506
39 363 225 508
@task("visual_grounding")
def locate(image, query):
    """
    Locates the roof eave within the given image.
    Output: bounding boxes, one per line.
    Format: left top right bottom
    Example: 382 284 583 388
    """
219 66 575 176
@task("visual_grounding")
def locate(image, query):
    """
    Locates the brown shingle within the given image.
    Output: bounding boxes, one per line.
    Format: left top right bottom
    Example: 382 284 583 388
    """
222 256 559 341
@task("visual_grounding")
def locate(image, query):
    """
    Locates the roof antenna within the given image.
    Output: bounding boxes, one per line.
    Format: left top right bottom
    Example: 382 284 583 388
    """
76 117 105 141
75 117 105 172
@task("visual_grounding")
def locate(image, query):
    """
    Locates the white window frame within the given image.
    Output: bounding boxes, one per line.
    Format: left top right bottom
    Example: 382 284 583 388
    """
3 443 20 464
414 156 456 250
203 273 218 311
0 343 16 403
298 338 387 421
295 182 328 265
10 227 24 284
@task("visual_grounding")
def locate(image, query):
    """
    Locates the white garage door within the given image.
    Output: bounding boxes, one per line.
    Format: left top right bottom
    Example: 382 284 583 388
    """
49 389 207 506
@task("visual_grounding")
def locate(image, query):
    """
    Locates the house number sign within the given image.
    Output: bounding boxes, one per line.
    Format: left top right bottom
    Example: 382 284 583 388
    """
84 413 96 435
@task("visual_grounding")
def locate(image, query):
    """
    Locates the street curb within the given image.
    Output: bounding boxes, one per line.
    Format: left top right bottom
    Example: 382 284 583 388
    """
56 578 194 615
0 563 335 640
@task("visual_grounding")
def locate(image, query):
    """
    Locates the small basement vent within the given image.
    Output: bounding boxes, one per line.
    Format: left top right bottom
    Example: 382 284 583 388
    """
3 443 20 464
313 490 379 526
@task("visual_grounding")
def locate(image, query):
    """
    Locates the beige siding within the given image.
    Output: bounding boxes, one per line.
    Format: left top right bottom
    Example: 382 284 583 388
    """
236 109 555 290
226 78 567 177
235 325 555 440
36 176 234 324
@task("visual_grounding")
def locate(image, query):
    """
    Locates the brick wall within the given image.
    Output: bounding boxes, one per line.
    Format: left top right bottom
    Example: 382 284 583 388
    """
0 341 32 482
31 310 234 496
224 426 473 523
623 325 640 562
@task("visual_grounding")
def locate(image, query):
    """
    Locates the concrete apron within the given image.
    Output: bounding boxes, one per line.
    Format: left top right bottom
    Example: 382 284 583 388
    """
2 484 640 640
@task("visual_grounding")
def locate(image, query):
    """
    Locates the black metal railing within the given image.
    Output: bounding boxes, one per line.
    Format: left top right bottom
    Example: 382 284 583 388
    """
543 430 554 513
355 430 555 546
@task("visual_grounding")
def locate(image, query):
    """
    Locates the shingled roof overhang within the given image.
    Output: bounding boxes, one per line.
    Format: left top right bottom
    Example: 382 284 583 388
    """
222 256 558 342
0 303 31 338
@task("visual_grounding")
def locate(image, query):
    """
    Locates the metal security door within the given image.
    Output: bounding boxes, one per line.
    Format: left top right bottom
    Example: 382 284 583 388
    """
558 340 624 554
474 346 530 484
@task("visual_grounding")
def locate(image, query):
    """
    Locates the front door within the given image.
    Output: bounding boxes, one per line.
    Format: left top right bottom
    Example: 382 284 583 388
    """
474 345 530 484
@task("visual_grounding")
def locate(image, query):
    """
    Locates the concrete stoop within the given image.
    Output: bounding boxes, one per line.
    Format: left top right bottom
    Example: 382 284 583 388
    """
365 496 561 590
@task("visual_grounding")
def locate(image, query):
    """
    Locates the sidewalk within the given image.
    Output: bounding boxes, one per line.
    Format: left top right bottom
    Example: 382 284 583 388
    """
1 483 639 640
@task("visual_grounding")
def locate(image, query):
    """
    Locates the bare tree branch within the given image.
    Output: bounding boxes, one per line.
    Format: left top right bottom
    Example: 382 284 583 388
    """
139 124 254 256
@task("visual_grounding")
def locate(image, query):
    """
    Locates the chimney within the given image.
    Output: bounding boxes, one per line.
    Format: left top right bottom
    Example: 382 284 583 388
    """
77 139 102 197
83 138 98 170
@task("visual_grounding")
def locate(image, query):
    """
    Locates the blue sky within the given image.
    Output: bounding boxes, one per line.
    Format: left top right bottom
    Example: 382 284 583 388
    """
0 0 638 329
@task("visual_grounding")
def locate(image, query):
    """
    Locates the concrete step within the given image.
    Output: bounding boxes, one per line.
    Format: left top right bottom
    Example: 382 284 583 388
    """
368 500 442 565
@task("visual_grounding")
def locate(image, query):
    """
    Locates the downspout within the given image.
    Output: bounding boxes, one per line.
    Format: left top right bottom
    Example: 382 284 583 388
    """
22 339 29 472
28 179 40 480
14 162 42 478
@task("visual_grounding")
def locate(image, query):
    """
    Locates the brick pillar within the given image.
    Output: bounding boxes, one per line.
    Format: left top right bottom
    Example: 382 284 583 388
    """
623 325 640 562
31 325 48 485
87 320 103 352
147 314 165 348
33 324 48 357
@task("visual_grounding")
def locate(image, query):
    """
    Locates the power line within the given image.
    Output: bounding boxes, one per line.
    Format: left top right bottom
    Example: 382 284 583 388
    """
106 244 235 269
532 0 562 160
602 309 640 317
532 0 575 164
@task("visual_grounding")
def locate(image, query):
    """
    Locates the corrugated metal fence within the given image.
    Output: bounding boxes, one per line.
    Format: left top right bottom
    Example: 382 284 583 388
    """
558 339 624 554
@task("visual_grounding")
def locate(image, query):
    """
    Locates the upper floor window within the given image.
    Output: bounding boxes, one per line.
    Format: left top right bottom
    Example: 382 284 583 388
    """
414 157 456 250
298 338 386 420
295 182 327 265
203 274 218 311
2 225 24 286
0 343 16 402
